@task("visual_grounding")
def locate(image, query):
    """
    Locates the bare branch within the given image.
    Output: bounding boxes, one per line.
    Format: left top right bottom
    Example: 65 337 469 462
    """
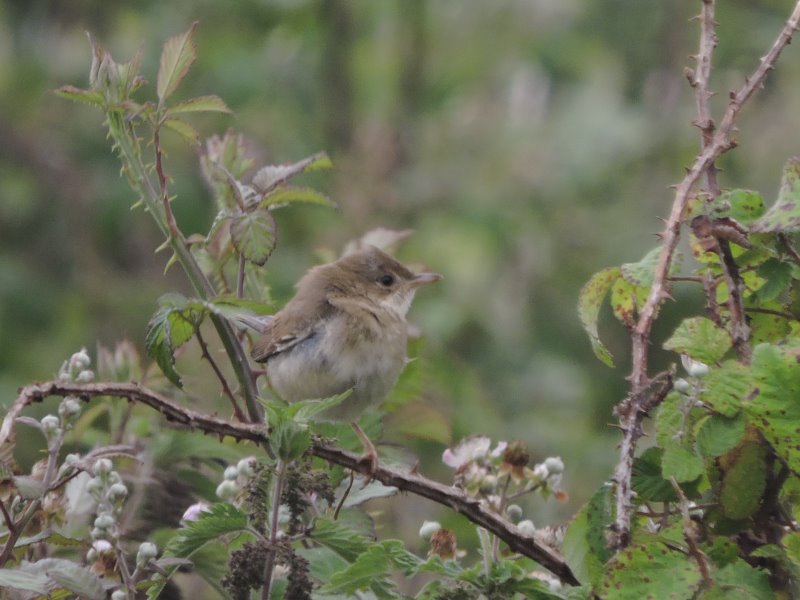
1 381 579 586
615 0 800 551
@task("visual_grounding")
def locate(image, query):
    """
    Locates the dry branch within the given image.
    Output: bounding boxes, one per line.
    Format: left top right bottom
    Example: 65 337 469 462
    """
1 380 580 586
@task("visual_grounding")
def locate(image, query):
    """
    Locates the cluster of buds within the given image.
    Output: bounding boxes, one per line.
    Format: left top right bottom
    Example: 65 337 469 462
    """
85 458 128 544
215 456 258 502
57 348 95 383
442 436 566 502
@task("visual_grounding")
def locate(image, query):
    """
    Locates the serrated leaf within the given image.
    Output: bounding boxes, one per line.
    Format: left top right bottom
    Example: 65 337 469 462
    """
746 343 800 473
168 95 232 115
286 390 351 423
162 118 200 145
319 540 414 598
157 22 198 103
597 542 703 599
33 559 106 600
720 442 767 520
695 413 746 458
655 391 690 447
703 559 775 600
700 360 750 417
251 152 332 194
664 316 732 364
609 277 638 326
261 185 336 210
755 259 792 302
662 445 704 483
750 302 791 345
145 306 183 387
149 503 249 600
578 267 621 367
620 246 680 288
563 483 614 585
54 85 104 107
0 569 49 593
229 210 276 266
752 157 800 233
339 478 398 508
311 517 371 562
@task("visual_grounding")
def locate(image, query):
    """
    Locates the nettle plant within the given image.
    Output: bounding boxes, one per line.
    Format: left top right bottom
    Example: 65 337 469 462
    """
0 24 573 600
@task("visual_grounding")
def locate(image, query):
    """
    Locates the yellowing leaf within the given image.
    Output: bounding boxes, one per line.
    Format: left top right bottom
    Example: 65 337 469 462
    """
752 157 800 233
157 22 198 104
578 267 621 367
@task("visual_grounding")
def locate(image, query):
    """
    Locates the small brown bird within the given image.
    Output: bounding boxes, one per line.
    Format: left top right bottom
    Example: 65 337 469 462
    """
251 245 442 471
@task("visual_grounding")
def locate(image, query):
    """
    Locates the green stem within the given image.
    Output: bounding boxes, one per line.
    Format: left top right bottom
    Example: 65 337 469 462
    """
106 112 262 421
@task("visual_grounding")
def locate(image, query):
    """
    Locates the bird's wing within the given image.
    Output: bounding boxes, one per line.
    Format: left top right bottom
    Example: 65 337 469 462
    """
250 316 316 362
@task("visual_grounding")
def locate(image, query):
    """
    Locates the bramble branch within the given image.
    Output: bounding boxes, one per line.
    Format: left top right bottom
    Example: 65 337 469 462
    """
0 381 579 586
614 0 800 550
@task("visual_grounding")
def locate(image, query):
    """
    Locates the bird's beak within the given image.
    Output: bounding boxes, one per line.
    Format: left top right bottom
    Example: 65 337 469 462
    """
410 272 444 288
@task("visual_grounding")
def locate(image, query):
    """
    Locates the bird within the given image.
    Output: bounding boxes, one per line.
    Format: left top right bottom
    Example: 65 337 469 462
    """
251 245 442 472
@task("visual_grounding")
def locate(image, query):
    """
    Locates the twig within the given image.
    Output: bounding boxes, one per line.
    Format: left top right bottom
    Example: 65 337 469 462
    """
1 381 579 586
153 128 180 240
745 306 797 320
195 327 247 422
670 477 712 586
0 498 13 533
616 0 800 551
261 459 285 600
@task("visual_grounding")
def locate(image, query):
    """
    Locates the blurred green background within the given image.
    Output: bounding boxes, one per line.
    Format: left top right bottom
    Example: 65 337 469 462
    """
2 0 800 535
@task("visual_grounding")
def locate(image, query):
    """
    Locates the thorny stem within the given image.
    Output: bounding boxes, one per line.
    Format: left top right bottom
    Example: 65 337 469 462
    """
106 112 261 422
2 381 580 585
195 327 247 421
261 460 286 600
670 477 712 586
614 0 800 551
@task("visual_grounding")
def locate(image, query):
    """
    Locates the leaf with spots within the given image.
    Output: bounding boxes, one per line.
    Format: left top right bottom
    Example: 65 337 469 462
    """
578 267 621 367
620 246 681 288
751 157 800 233
720 442 767 520
610 277 645 327
745 342 800 474
754 259 792 302
597 542 703 599
664 317 732 365
699 560 775 600
708 189 766 224
699 360 751 417
563 484 614 586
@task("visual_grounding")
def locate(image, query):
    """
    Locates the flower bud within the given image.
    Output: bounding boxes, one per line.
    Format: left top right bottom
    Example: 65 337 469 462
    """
418 520 441 539
94 513 115 530
107 483 128 501
479 474 498 494
75 370 95 383
532 463 549 480
59 397 82 424
40 415 60 437
216 480 238 500
517 519 536 536
223 465 239 481
673 378 691 393
505 504 523 523
137 542 158 566
72 348 91 371
237 457 257 478
543 457 564 475
93 458 113 477
111 589 127 600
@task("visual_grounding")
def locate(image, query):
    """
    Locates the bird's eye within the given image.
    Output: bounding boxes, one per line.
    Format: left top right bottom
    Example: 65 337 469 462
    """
379 274 395 287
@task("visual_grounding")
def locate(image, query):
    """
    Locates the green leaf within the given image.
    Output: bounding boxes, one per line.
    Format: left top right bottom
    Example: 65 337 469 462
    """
746 343 800 473
262 401 313 460
695 413 746 458
145 295 204 387
261 185 337 210
578 266 621 367
157 22 198 104
310 517 371 563
609 277 643 326
709 189 766 224
167 95 232 115
597 542 703 599
318 541 400 598
229 210 277 266
54 85 105 107
702 560 776 600
620 246 681 290
700 360 751 417
655 391 689 447
663 316 732 364
755 259 792 302
149 503 249 600
286 390 351 423
162 118 200 145
752 157 800 233
0 569 49 593
251 151 333 194
662 445 705 483
32 559 106 600
563 483 613 585
720 442 767 520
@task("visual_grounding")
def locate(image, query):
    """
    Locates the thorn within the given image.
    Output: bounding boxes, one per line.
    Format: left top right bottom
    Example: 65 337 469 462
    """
729 90 736 100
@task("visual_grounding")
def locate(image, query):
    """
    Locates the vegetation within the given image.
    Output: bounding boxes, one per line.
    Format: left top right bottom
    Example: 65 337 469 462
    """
4 1 800 598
